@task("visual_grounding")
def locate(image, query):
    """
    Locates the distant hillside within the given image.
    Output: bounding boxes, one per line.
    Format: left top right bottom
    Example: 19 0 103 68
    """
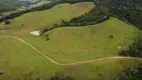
0 0 51 12
0 0 30 12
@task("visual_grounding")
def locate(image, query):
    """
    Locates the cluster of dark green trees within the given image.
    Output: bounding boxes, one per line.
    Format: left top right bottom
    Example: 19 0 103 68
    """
119 64 142 80
60 0 110 26
119 36 142 58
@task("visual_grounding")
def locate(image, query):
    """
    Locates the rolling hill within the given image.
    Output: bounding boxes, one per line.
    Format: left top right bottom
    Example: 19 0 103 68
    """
0 1 142 80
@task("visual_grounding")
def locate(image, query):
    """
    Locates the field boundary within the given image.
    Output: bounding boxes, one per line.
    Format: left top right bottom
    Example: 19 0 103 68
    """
0 36 142 65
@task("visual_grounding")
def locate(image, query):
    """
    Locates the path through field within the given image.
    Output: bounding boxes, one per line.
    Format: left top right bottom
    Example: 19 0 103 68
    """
0 36 142 66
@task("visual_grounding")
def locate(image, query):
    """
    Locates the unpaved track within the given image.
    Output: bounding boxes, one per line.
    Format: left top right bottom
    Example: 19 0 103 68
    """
0 36 142 66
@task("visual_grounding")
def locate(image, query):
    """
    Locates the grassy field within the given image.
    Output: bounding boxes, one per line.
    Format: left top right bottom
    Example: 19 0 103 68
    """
0 38 141 80
0 3 138 63
0 38 60 80
23 17 137 63
59 59 142 80
0 37 141 80
0 2 94 36
0 2 141 80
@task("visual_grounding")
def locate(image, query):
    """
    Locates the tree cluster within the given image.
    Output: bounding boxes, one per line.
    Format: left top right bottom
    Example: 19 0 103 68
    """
119 64 142 80
119 36 142 58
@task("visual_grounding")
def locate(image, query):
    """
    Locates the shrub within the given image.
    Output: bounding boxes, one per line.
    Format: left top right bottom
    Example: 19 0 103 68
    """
4 20 11 24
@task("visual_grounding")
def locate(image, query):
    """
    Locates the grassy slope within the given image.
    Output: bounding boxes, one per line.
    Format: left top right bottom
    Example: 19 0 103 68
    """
27 17 137 63
0 38 60 80
0 8 137 63
0 38 141 80
60 59 142 80
0 2 94 36
0 2 141 80
0 37 141 80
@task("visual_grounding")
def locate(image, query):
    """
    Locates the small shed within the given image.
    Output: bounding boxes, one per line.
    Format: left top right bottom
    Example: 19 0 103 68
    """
30 31 41 36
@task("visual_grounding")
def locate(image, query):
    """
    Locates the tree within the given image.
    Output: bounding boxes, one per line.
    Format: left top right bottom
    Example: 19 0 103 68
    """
53 24 58 28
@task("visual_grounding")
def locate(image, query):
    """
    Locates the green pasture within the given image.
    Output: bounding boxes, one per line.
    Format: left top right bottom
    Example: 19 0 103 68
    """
0 2 141 80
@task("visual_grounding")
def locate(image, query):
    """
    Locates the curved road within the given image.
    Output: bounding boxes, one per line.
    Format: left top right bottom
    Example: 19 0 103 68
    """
0 36 142 65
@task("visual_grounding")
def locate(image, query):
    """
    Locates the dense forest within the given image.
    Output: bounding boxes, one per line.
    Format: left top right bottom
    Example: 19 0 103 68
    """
119 64 142 80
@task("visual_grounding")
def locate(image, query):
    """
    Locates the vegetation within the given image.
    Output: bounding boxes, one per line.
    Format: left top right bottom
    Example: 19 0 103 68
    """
119 36 142 58
0 37 141 80
59 0 142 29
50 73 73 80
0 0 31 12
40 18 137 63
0 1 141 80
4 20 11 24
119 64 142 80
0 9 137 63
59 3 109 26
0 38 59 80
0 0 93 23
0 2 94 36
59 59 142 80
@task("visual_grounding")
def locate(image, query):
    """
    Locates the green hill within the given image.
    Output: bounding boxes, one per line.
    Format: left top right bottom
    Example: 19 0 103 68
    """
0 1 141 80
41 17 137 63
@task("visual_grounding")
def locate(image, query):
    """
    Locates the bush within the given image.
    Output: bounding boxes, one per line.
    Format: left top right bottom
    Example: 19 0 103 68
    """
4 20 11 24
108 35 114 39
